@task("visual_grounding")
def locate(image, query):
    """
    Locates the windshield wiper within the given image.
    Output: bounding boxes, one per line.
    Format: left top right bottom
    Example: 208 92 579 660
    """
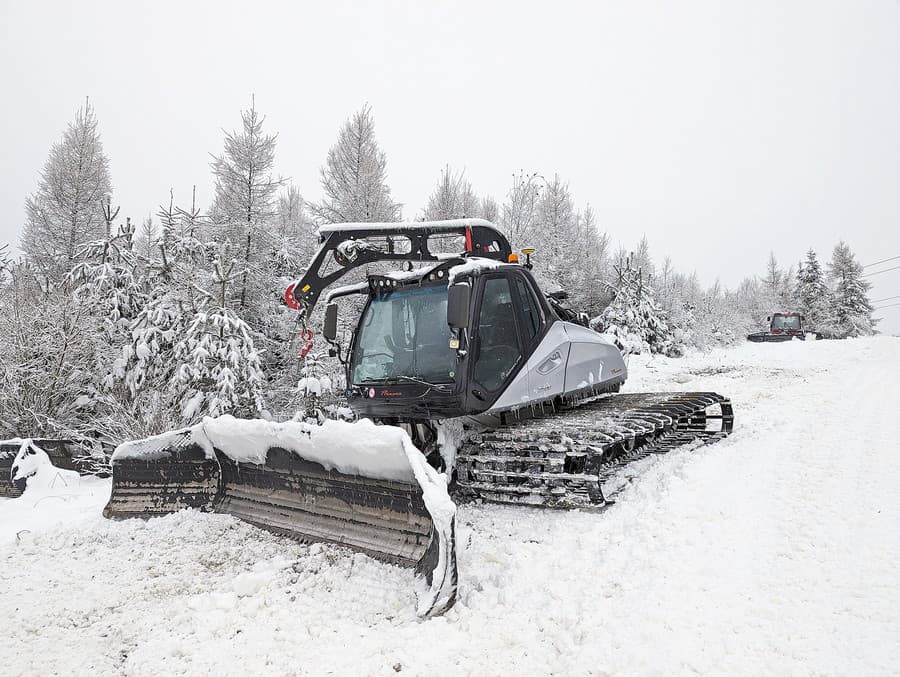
359 375 452 391
392 375 451 390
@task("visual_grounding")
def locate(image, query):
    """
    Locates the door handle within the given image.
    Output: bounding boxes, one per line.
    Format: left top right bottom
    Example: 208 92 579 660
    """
536 351 562 375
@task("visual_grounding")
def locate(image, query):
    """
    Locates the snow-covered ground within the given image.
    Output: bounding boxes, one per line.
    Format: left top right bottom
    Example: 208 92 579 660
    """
2 337 898 675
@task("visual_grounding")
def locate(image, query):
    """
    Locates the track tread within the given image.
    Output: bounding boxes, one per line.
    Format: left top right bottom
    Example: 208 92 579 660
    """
454 391 733 507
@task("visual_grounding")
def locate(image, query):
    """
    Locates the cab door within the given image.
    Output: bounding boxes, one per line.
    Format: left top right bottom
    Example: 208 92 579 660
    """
468 274 526 406
510 273 568 401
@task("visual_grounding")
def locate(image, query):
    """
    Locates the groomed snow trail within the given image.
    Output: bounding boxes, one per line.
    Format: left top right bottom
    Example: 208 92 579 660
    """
1 338 898 675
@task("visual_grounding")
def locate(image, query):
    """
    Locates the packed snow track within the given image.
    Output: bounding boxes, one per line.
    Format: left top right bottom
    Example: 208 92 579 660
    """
2 337 898 675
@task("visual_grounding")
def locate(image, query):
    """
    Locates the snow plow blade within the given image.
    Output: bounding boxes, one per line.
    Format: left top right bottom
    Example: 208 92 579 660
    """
103 418 457 617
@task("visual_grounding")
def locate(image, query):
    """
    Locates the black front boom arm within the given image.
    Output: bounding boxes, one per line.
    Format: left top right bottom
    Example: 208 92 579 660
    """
284 220 512 316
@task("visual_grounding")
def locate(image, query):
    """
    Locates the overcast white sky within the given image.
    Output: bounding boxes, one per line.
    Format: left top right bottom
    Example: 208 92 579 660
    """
2 0 899 332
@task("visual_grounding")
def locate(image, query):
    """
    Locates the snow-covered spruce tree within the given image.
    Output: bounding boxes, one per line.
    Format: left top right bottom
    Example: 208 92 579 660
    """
67 204 145 392
21 100 112 281
173 254 265 421
115 191 211 411
591 256 682 356
57 205 157 450
631 236 656 281
796 249 830 330
312 105 401 224
424 166 480 221
827 241 875 337
209 100 284 315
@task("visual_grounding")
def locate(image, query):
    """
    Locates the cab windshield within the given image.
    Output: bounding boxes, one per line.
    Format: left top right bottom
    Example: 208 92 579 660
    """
771 315 801 330
351 284 456 384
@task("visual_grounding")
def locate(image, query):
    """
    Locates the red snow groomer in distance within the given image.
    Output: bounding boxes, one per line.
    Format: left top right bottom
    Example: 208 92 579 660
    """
747 312 809 342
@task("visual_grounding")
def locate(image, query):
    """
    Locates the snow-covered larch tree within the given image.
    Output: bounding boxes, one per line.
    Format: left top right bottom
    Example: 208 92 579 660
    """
827 241 875 337
568 204 611 317
21 100 112 280
761 252 782 309
424 166 480 220
209 99 283 314
273 184 316 275
536 174 577 281
312 105 401 224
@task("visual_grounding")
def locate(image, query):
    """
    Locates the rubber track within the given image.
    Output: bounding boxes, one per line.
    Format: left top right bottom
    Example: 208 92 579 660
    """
454 392 733 508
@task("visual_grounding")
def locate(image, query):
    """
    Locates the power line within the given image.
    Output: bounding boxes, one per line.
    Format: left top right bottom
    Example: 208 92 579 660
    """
863 265 900 278
863 254 900 269
872 295 900 303
874 302 900 310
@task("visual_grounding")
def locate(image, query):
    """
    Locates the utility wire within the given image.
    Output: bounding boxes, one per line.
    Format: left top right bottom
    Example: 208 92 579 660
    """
874 302 900 310
863 254 900 269
863 265 900 278
872 295 900 303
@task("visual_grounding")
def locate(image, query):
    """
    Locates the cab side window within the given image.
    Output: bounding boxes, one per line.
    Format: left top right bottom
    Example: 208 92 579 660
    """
474 277 522 391
515 275 542 343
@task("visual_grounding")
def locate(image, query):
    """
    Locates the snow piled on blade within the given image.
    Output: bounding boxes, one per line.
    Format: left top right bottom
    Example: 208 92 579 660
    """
200 416 417 483
112 426 209 461
111 417 418 484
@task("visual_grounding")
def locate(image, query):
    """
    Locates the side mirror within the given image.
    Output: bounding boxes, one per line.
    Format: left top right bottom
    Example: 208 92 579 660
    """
323 302 338 341
447 283 470 329
766 316 771 322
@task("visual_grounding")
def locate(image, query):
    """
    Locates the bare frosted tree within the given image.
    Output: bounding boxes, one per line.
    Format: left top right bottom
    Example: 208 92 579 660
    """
275 184 306 240
21 100 112 280
313 105 401 224
762 251 782 305
500 171 543 249
134 215 158 269
210 99 283 311
479 195 499 223
424 165 480 220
